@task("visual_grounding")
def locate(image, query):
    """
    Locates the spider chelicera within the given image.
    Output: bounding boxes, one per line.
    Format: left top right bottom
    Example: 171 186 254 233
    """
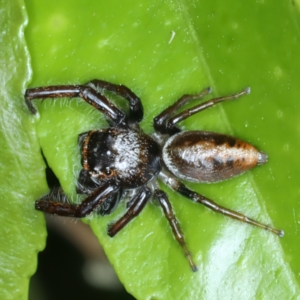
25 79 283 272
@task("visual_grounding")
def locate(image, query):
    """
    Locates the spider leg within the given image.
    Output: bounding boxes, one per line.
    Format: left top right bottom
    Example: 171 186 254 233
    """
154 87 212 135
107 187 151 237
25 84 126 126
35 181 120 218
159 169 284 237
154 189 197 272
87 79 143 123
154 87 250 135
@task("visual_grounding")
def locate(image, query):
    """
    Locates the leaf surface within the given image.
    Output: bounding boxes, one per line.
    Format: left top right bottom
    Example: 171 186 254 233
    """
19 0 300 298
0 1 47 299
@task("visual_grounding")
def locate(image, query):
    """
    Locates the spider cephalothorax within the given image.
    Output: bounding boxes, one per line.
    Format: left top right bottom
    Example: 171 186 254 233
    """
79 127 161 188
25 79 283 271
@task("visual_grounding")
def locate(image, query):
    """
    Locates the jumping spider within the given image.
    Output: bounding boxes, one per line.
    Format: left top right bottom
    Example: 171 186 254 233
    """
25 79 283 271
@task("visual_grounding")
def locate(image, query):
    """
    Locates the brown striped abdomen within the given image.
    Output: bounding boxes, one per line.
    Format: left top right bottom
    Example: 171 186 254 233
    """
162 131 267 183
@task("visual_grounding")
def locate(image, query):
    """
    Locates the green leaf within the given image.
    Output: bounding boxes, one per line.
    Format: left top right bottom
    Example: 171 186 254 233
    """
15 0 300 298
0 1 47 299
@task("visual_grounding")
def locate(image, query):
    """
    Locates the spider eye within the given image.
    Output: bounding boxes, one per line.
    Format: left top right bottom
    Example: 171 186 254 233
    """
89 166 113 177
105 168 113 176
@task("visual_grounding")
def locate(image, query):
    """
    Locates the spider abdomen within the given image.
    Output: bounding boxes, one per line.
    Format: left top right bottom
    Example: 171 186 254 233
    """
162 131 267 183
